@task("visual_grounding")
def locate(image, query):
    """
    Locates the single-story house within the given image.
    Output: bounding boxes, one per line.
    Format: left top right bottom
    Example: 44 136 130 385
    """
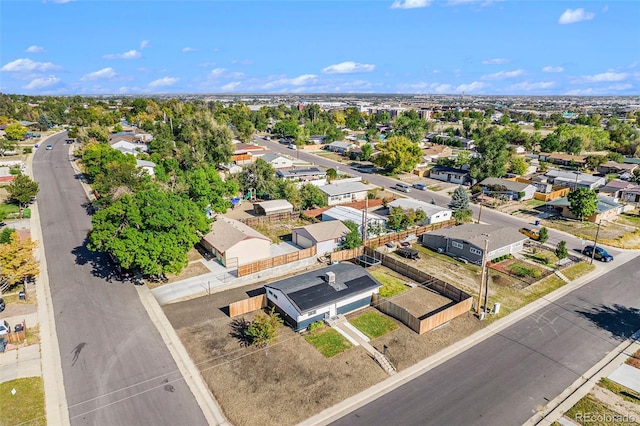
428 166 475 186
598 179 637 198
265 263 382 331
544 170 606 190
136 159 156 177
620 186 640 204
259 152 294 169
276 167 327 185
544 153 587 167
110 140 148 156
420 145 453 164
421 224 528 265
597 161 638 175
201 217 271 267
546 195 623 222
253 199 294 216
387 199 452 225
479 178 536 201
292 221 350 254
319 181 371 206
325 141 353 155
308 135 327 145
321 205 387 238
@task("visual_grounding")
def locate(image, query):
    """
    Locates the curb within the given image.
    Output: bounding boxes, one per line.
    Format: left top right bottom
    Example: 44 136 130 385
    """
28 132 71 426
300 251 639 426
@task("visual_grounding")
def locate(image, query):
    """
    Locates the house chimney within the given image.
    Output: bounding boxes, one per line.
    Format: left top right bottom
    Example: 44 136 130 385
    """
325 271 336 284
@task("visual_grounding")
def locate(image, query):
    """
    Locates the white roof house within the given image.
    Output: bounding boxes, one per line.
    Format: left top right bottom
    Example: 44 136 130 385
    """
321 206 387 238
136 159 156 177
253 199 294 216
111 140 148 156
388 199 452 225
201 217 271 267
319 181 371 206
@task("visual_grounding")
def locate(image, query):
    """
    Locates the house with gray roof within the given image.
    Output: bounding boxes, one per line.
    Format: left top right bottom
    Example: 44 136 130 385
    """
325 141 353 155
544 170 605 190
264 263 382 331
259 152 294 169
546 195 623 223
479 177 536 201
319 180 371 205
276 167 327 185
421 224 528 265
387 199 452 225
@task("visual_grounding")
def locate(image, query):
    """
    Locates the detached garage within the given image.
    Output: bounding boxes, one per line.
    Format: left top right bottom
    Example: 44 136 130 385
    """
201 217 271 267
292 221 350 255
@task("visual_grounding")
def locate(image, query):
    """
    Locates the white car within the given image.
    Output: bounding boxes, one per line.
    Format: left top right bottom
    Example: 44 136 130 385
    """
0 320 10 336
46 144 53 150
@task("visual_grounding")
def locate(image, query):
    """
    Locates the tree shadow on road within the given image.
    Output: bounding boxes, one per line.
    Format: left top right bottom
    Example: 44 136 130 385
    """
71 238 114 282
575 303 640 341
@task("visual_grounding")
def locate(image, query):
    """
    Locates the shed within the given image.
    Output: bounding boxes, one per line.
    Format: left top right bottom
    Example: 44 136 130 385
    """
292 221 350 254
201 217 271 267
253 199 294 216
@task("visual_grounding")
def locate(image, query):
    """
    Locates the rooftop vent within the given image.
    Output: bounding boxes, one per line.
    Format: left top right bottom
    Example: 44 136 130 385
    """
325 271 335 284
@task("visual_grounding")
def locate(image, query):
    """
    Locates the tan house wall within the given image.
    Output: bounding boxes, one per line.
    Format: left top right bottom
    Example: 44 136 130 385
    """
225 239 271 266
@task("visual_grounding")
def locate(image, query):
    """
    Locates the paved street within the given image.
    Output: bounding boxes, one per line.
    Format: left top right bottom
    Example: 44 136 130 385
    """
260 138 619 255
329 256 640 426
32 133 208 425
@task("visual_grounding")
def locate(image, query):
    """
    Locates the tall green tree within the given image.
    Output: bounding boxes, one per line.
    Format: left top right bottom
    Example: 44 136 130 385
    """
4 123 27 141
372 136 422 174
0 137 17 156
393 110 427 143
508 156 529 176
273 119 301 139
82 143 137 182
470 133 509 180
538 227 549 244
87 189 209 275
6 174 39 217
238 158 276 196
299 184 326 210
360 143 373 161
568 188 598 221
449 186 470 211
341 220 363 249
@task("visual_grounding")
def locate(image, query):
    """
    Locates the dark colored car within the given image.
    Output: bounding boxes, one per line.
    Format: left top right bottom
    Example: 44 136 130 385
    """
107 252 136 280
396 247 420 260
582 245 614 262
0 297 5 312
412 183 426 191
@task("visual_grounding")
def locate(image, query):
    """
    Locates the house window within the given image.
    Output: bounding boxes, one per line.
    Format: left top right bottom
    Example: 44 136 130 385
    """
452 241 463 249
307 310 316 316
470 247 482 256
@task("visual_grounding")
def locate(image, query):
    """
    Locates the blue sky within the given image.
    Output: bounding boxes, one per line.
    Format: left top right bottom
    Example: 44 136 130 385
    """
1 1 638 96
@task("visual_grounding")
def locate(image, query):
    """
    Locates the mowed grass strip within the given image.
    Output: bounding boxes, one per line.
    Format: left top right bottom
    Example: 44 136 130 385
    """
305 328 352 357
350 311 397 339
562 262 596 281
565 394 636 425
369 269 409 298
598 378 640 404
0 377 46 426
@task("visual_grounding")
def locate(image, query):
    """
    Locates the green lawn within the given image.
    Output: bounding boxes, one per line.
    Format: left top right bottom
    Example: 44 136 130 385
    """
562 262 596 281
350 311 397 339
598 378 640 404
305 328 352 357
0 202 19 217
524 250 559 266
0 377 46 426
369 268 409 298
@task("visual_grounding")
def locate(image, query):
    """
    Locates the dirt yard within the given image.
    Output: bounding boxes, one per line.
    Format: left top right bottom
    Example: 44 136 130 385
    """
540 214 640 249
391 287 451 317
163 281 484 426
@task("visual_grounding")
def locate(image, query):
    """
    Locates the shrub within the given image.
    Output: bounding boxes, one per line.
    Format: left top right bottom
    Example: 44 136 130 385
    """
509 263 541 279
555 241 568 259
246 307 284 347
308 321 325 332
0 227 16 243
9 168 21 175
23 147 33 154
22 208 31 219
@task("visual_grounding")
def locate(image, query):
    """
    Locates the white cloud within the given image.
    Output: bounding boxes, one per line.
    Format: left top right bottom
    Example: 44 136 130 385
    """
221 82 241 91
542 66 564 73
148 77 179 88
400 82 453 94
210 68 226 77
482 58 509 65
1 58 60 72
140 40 150 49
24 75 60 90
322 61 376 74
80 67 117 81
481 69 525 80
582 72 628 83
25 45 45 53
262 74 318 89
454 81 486 93
558 8 594 25
182 47 197 52
390 0 430 9
508 81 556 91
565 84 632 96
102 50 141 60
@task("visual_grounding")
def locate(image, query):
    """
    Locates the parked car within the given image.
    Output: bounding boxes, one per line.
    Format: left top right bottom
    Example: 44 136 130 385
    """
396 247 420 260
394 183 411 193
0 320 10 336
519 227 540 241
288 144 296 149
46 144 53 150
582 245 614 262
412 183 426 191
0 298 4 312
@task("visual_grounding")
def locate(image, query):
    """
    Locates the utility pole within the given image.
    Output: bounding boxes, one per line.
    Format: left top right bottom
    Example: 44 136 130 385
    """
590 221 602 265
362 197 369 246
477 238 489 317
477 203 483 224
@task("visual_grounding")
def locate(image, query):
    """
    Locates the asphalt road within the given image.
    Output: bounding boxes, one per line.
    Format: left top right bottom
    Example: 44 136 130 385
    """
331 257 640 426
260 138 619 256
33 133 207 425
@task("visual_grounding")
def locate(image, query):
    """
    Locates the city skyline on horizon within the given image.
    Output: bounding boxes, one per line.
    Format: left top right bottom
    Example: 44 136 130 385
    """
1 1 639 97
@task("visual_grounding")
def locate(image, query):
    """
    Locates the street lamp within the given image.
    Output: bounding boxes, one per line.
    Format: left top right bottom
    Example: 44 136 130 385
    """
572 171 581 191
477 237 489 318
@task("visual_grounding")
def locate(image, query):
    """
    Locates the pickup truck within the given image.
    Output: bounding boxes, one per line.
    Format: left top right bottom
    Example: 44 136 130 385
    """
518 227 540 240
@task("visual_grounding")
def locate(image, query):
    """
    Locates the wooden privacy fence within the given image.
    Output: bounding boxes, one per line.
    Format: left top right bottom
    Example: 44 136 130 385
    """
369 248 473 334
4 320 27 344
229 294 267 317
239 211 300 226
237 246 317 277
365 220 455 249
330 247 364 263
